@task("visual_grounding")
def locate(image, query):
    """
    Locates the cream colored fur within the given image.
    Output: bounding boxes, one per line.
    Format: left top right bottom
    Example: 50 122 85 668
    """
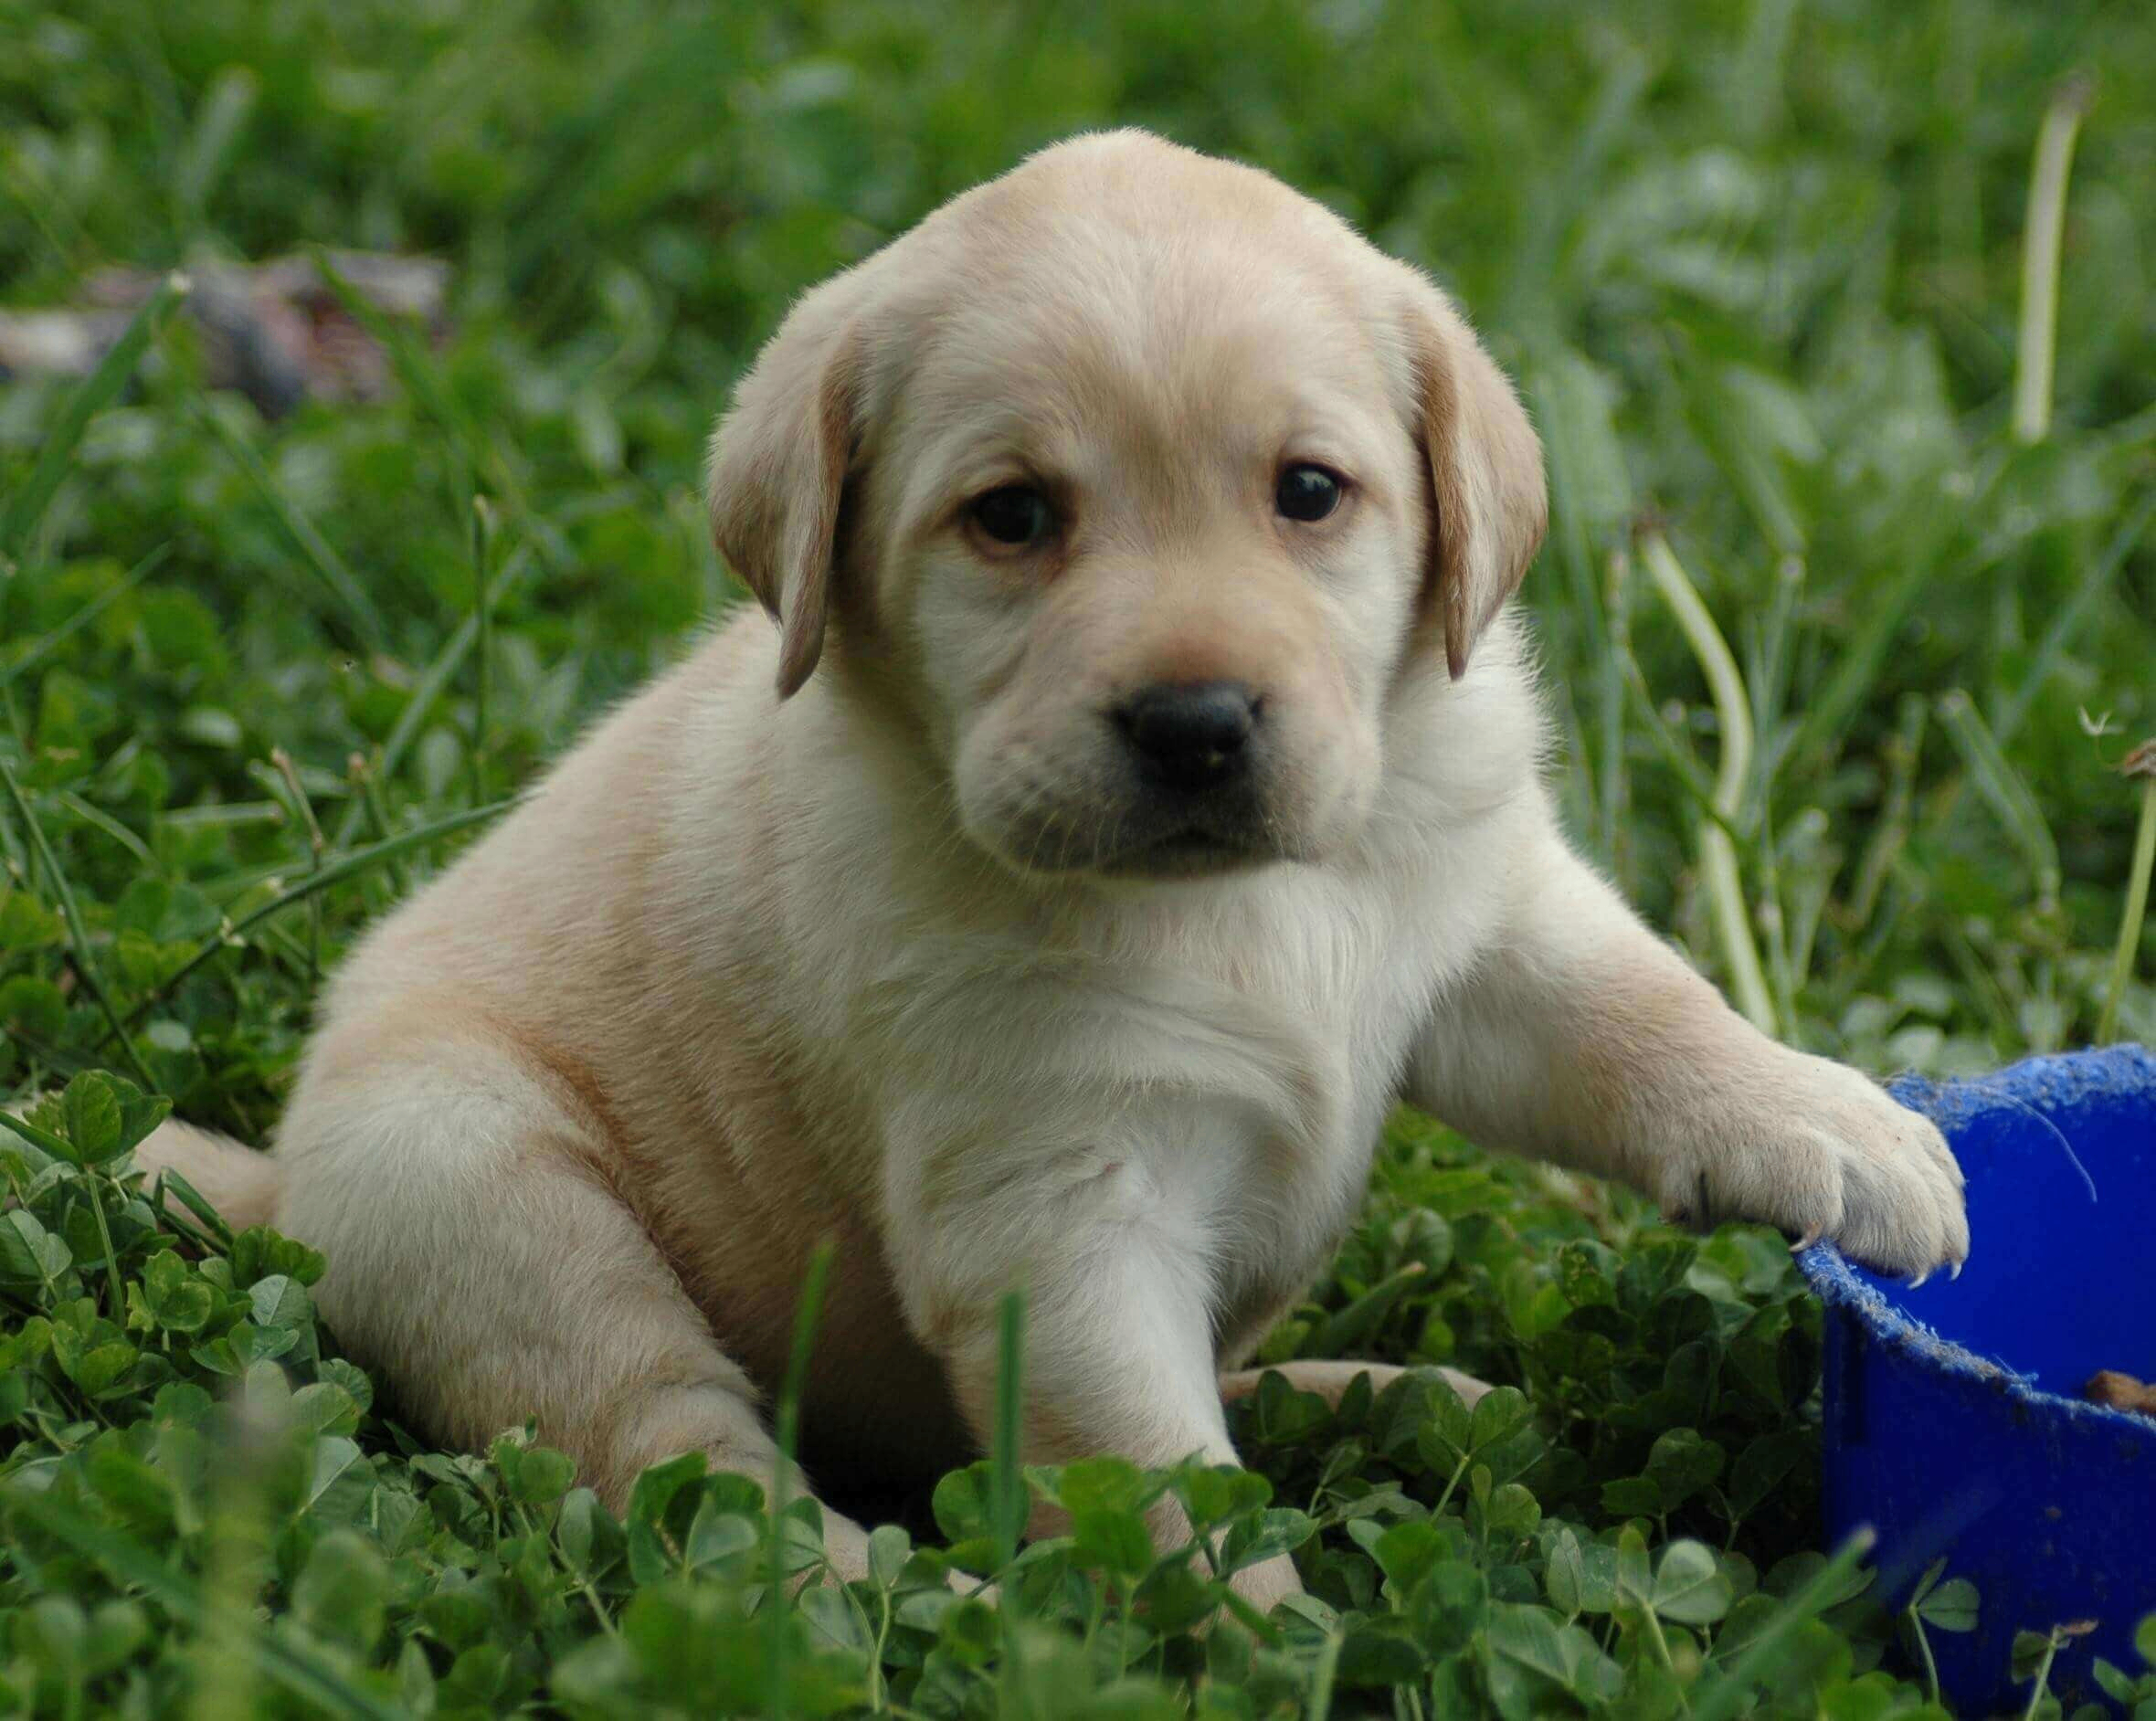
141 132 1966 1610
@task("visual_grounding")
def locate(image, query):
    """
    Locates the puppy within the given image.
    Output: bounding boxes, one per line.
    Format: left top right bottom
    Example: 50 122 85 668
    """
144 131 1967 1608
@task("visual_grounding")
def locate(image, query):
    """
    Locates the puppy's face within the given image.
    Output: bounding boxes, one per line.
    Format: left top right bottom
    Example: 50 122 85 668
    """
709 133 1545 882
886 238 1422 880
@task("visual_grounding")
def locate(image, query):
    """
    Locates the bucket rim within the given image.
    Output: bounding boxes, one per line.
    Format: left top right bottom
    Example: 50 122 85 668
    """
1796 1042 2156 1444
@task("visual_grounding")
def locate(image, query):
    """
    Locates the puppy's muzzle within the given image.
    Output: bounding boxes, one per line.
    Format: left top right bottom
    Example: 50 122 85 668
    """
1112 681 1260 794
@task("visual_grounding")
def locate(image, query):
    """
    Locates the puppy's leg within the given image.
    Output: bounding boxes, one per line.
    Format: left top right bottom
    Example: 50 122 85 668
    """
275 1029 874 1580
1219 1359 1491 1411
891 1129 1303 1614
1406 818 1967 1277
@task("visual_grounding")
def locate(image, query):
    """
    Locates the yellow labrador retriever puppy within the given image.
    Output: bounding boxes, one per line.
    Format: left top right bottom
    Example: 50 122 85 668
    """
145 131 1966 1608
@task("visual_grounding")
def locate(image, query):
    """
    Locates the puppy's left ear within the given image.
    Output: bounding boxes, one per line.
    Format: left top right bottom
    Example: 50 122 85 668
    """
706 290 866 698
1402 281 1547 680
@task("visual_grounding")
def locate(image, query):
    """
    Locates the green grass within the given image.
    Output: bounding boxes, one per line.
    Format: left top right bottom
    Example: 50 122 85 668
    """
2 1 2154 1715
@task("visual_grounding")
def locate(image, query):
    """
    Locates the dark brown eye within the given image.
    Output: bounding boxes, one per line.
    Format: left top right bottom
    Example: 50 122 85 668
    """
969 485 1054 547
1275 464 1343 522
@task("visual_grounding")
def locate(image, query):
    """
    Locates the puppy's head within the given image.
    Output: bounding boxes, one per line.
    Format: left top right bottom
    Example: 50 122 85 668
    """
708 131 1544 881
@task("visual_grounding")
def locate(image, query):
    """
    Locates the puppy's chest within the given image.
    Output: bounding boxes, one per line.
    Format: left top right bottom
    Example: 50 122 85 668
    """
1085 880 1448 1241
857 864 1467 1291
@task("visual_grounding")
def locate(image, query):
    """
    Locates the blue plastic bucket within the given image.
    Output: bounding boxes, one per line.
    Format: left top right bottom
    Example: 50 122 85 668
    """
1799 1045 2156 1714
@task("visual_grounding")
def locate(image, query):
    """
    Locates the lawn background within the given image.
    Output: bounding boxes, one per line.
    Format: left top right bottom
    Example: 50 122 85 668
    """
1 1 2153 1716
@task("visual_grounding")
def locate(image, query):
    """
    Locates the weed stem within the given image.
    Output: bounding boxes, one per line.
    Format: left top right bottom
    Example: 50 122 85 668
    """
0 758 157 1088
1639 529 1776 1034
2013 75 2093 444
2097 744 2156 1044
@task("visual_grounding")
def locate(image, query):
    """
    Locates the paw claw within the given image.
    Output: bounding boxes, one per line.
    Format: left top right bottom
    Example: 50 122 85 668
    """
1789 1226 1823 1255
1908 1269 1930 1290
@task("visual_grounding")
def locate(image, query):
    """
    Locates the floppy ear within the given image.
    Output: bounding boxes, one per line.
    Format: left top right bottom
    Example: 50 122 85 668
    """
1403 282 1548 680
705 299 866 698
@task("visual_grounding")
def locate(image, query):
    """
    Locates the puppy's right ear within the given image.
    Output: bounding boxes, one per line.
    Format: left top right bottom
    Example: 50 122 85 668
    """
705 295 865 698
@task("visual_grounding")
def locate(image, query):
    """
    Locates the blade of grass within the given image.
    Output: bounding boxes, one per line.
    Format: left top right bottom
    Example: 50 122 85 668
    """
1639 527 1777 1034
110 795 516 1039
151 1165 237 1250
82 1148 129 1319
1750 555 1805 761
1527 347 1634 865
1995 488 2156 745
0 544 171 696
268 747 328 988
329 544 532 849
992 1289 1026 1574
0 156 93 286
1936 690 2061 913
1690 1530 1876 1721
1 274 188 565
2097 742 2156 1045
348 755 411 895
1939 912 2024 1045
0 1103 80 1164
1844 696 1928 934
2012 74 2093 445
1781 807 1836 998
771 1238 835 1515
310 248 522 511
194 1435 270 1721
768 1237 836 1710
1791 553 1929 770
470 495 497 803
57 791 157 870
1621 655 1727 824
1306 1262 1425 1358
1 1484 402 1721
1505 48 1653 334
1305 1622 1344 1721
1603 548 1635 888
500 13 746 299
1788 446 2007 770
1756 805 1802 1044
174 67 257 230
0 758 157 1088
159 799 288 833
0 1025 87 1086
192 399 386 652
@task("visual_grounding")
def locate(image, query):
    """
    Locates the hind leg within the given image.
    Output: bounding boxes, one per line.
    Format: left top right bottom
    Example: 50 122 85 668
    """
274 1021 873 1578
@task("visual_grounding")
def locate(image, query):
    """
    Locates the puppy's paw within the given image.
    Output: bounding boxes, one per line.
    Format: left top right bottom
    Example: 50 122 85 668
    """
1653 1051 1968 1279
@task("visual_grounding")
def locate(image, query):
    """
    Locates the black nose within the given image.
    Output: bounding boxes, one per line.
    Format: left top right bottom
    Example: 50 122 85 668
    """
1115 681 1259 791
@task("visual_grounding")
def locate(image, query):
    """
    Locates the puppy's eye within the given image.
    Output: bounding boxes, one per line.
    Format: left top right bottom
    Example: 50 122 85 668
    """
1275 463 1344 523
968 485 1055 548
